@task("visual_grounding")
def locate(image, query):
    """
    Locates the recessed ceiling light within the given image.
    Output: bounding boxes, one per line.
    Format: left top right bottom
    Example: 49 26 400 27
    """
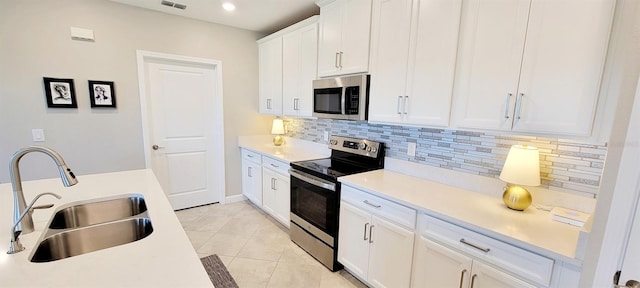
222 2 236 11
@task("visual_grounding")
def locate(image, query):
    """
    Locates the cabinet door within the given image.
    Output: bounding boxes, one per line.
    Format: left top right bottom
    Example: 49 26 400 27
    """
241 159 262 206
273 172 291 228
338 0 373 75
318 0 343 77
368 215 415 288
338 201 372 280
472 261 536 288
283 23 318 117
258 37 283 115
405 0 461 127
368 0 412 124
512 0 614 135
451 0 529 131
262 168 278 217
411 236 472 288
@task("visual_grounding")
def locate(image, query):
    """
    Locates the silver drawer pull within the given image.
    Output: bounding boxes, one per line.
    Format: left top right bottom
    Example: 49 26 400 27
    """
363 200 381 208
247 154 254 158
460 238 490 253
270 163 279 168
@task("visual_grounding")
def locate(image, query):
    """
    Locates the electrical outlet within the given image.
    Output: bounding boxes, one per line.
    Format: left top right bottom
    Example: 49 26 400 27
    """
324 131 329 141
407 142 416 157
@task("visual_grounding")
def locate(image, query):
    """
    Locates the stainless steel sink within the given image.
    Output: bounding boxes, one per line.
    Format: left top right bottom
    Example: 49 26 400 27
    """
48 194 147 229
30 218 153 262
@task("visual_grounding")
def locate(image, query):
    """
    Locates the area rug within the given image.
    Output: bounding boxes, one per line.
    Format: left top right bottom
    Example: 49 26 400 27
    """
200 254 239 288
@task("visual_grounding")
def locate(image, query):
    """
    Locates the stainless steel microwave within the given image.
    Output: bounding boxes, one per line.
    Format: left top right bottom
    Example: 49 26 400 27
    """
312 74 369 121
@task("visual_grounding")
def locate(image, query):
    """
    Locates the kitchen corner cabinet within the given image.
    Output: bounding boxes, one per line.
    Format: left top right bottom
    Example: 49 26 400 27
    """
368 0 461 127
261 157 291 228
258 16 319 117
317 0 372 77
258 36 283 115
282 22 318 117
241 149 263 206
451 0 615 136
338 185 416 287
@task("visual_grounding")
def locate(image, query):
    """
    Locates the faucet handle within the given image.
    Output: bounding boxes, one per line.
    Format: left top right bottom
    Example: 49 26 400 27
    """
32 204 55 210
8 192 62 254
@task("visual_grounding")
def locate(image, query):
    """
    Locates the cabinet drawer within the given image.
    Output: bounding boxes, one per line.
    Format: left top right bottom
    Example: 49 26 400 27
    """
341 185 416 229
241 149 262 164
262 156 290 176
418 213 554 287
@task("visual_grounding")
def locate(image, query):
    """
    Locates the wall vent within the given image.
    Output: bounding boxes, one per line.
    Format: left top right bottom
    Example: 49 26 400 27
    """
160 0 187 10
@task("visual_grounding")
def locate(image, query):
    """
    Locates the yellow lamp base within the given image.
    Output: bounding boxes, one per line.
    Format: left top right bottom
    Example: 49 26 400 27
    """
502 185 532 211
273 135 284 146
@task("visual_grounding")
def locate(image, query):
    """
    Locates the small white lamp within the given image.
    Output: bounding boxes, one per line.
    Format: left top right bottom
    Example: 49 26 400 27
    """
499 145 541 211
271 118 285 146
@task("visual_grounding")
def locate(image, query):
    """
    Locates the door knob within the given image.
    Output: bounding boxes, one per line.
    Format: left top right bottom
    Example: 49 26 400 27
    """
152 145 164 150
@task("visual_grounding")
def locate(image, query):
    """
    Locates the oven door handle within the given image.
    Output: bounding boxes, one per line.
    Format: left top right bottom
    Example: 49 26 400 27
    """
289 169 336 192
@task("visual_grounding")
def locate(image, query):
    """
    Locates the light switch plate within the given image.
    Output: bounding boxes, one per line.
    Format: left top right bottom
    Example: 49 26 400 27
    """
32 129 45 142
407 142 416 157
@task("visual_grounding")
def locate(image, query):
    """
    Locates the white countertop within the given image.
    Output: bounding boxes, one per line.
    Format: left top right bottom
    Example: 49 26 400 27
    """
238 135 330 163
0 169 212 288
339 169 583 266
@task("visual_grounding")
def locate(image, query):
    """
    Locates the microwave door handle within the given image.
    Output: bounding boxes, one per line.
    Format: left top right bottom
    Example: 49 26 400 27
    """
341 87 346 115
289 169 336 192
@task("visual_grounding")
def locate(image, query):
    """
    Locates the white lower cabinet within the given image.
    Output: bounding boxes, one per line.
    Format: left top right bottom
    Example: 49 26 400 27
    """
412 235 534 288
240 149 262 206
338 185 416 288
261 157 290 228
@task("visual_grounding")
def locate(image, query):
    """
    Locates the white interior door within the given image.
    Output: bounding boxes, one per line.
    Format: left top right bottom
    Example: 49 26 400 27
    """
137 51 225 210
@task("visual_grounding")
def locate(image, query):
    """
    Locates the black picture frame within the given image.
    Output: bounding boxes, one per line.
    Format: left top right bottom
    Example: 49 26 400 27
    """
43 77 77 108
88 80 116 108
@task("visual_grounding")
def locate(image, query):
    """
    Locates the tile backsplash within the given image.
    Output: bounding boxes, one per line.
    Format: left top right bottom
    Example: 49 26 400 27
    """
285 118 606 198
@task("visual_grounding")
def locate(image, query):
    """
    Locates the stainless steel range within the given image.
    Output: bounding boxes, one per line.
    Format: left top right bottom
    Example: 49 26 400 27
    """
289 136 384 271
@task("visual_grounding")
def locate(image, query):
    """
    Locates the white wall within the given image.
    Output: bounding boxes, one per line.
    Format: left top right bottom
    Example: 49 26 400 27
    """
0 0 272 198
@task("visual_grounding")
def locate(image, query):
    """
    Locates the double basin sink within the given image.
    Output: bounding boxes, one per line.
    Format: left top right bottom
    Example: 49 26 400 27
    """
29 194 153 262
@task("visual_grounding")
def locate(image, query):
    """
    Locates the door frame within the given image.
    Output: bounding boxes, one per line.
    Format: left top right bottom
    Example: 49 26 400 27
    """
135 50 226 204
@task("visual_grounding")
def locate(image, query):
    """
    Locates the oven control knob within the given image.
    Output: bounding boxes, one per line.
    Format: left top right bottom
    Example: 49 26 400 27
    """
371 147 377 153
366 147 372 152
329 139 338 145
358 143 366 150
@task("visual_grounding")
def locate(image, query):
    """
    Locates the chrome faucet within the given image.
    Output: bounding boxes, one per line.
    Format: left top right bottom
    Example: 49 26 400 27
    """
8 192 61 254
9 146 78 234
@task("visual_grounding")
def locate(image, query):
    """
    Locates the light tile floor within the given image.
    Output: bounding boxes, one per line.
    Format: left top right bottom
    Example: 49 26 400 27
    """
175 200 368 288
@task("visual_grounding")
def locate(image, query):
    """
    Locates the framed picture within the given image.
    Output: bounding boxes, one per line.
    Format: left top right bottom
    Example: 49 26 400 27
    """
43 77 77 108
88 80 116 108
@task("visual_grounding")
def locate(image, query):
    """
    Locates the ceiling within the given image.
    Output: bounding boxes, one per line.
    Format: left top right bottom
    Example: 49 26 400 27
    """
110 0 320 35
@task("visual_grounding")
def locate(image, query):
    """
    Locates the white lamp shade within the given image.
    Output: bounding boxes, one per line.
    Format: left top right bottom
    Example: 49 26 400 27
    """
271 119 285 135
499 145 541 186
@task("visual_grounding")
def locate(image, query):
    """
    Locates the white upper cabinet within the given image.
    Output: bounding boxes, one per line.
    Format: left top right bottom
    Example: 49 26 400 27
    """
258 36 283 115
451 0 615 136
258 16 319 117
282 22 318 117
368 0 462 127
317 0 373 77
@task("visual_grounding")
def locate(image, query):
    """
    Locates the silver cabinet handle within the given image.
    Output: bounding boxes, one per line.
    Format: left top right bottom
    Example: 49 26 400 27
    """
515 93 524 120
267 98 272 109
152 144 165 150
397 96 403 114
293 98 299 110
364 200 381 208
248 166 252 177
339 52 343 68
270 163 279 168
404 96 409 114
470 274 478 288
273 178 277 190
460 238 490 253
335 52 339 68
363 223 369 240
459 269 467 288
368 224 374 243
504 93 512 119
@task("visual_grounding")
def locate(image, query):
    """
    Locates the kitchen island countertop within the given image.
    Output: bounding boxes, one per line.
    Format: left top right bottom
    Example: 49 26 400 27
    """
0 169 212 287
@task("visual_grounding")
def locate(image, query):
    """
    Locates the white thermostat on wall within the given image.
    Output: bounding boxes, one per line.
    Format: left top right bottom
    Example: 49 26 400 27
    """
70 27 95 42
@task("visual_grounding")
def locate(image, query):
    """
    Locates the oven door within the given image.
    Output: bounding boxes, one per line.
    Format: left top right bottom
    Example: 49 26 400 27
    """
290 169 339 239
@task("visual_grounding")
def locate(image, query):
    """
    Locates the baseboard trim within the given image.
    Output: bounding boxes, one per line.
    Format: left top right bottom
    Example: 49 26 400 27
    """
225 194 246 204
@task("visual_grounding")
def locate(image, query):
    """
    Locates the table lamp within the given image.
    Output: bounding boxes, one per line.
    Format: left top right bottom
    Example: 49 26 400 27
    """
271 118 285 146
499 145 540 211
